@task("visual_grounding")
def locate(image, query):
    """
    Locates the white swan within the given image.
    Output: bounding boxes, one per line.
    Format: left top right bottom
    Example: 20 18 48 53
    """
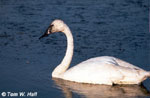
39 19 150 85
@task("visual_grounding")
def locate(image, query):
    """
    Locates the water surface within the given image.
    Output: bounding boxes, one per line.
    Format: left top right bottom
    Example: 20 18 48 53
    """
0 0 149 98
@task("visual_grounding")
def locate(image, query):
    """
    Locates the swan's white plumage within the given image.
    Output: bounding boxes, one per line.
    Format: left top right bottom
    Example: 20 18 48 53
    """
63 56 149 85
42 19 150 85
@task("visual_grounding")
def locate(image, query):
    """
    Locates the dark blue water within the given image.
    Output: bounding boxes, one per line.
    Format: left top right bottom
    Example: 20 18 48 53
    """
0 0 150 98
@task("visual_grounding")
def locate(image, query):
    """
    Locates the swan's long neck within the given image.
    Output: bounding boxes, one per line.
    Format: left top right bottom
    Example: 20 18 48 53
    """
52 25 74 78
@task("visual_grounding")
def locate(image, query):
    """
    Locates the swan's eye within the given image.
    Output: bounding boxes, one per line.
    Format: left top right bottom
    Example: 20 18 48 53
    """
50 24 54 28
48 24 54 33
49 24 54 29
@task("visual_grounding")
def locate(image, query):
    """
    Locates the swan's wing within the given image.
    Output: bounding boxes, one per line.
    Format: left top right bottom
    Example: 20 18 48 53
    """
113 57 143 70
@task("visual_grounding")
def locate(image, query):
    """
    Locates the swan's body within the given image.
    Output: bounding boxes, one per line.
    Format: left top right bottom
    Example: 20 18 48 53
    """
40 19 150 85
62 56 149 85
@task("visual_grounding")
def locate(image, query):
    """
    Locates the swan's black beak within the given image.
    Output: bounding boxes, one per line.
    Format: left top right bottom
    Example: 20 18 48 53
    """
39 29 49 39
39 25 53 39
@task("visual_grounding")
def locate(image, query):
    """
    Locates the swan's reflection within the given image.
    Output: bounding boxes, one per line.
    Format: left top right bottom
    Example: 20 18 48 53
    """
52 78 150 98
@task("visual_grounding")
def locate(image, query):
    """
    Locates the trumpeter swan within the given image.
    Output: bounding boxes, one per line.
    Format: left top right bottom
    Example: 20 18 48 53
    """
39 19 150 85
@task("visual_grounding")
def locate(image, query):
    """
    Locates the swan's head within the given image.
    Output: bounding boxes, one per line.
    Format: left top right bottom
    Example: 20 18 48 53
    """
39 19 66 39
